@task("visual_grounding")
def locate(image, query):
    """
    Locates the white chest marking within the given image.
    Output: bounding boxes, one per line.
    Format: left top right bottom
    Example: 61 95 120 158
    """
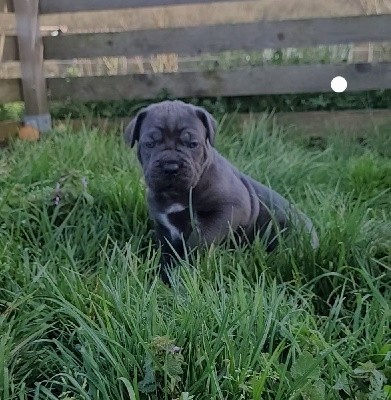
166 203 186 214
157 203 186 241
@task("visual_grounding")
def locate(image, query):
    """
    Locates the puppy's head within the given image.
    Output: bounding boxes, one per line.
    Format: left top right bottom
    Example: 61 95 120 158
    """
124 100 217 193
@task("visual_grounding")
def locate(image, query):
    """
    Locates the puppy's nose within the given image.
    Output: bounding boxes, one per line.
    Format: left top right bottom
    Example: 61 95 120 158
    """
162 161 180 175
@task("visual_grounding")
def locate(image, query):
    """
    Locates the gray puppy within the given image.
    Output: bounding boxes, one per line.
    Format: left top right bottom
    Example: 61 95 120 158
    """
125 100 318 283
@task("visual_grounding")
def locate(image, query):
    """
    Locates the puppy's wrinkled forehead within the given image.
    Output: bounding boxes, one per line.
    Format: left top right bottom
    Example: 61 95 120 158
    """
124 100 216 148
141 101 204 135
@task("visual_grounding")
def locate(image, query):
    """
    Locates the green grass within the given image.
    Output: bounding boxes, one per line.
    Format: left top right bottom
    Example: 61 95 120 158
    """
0 116 390 399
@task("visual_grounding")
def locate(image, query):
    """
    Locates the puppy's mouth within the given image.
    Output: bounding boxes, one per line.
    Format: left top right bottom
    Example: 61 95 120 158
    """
146 169 195 193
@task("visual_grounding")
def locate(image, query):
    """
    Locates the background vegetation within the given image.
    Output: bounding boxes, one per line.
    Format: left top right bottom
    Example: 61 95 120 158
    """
1 88 391 123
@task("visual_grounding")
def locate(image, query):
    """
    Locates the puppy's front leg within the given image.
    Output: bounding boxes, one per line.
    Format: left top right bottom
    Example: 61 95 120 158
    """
154 220 186 285
188 205 248 248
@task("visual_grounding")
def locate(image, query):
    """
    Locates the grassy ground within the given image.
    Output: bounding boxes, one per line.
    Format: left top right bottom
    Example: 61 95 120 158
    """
0 116 390 399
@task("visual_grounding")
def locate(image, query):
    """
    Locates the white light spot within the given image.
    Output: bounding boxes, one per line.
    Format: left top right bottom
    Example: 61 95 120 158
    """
331 76 347 93
51 30 59 37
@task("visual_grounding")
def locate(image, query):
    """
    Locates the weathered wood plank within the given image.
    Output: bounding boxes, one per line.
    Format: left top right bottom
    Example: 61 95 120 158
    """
36 2 295 35
14 0 51 130
14 0 45 112
46 62 391 101
37 0 391 17
0 78 22 102
40 0 253 13
0 12 14 33
5 1 388 35
43 14 391 60
1 2 277 36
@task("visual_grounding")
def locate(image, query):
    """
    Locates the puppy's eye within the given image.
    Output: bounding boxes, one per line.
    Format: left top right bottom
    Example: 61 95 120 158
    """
145 141 155 148
187 141 199 149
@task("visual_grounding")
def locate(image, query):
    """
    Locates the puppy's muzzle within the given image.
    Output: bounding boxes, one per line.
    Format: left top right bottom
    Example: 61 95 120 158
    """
161 160 182 176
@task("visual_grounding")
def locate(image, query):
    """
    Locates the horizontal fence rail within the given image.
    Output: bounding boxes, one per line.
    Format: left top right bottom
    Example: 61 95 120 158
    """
3 14 391 62
39 0 249 13
41 15 391 60
3 62 390 104
45 63 391 100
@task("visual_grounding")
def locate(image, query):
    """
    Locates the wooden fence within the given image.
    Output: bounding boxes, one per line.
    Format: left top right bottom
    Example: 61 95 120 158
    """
1 0 391 132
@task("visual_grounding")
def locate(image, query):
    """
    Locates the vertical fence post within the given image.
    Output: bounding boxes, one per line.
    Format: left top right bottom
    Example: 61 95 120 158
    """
14 0 51 132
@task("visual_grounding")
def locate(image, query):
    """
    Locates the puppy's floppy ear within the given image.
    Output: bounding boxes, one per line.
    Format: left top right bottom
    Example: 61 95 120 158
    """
124 109 147 148
194 106 217 146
